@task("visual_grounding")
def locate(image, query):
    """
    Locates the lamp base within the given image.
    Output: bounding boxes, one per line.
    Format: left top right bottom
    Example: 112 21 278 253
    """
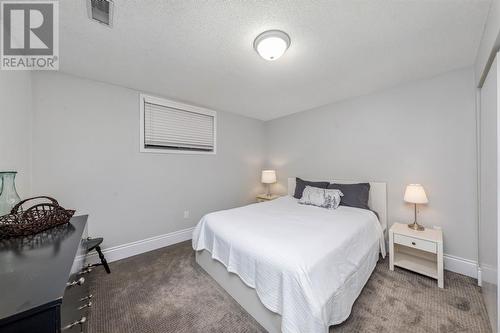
408 222 425 231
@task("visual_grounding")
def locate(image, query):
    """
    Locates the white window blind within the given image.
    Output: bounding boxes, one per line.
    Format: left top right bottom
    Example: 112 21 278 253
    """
141 95 216 153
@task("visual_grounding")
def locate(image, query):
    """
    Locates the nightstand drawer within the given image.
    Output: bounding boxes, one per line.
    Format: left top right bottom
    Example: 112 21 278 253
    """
394 234 436 253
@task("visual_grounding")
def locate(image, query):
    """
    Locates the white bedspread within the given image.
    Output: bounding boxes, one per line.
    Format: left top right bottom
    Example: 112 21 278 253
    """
192 196 385 333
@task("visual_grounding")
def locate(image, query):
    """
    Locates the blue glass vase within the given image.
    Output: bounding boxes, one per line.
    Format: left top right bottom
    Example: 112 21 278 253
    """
0 171 21 216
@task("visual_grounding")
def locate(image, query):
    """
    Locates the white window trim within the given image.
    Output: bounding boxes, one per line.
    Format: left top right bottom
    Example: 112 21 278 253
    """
139 93 217 155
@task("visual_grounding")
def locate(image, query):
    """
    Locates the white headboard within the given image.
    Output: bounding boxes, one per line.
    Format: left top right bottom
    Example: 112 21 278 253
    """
287 178 388 231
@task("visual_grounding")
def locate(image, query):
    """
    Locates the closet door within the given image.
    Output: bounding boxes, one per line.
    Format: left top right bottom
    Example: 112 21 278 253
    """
479 53 499 332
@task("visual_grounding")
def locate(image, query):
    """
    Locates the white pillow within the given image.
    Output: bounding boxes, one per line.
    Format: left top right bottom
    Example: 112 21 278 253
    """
298 186 343 209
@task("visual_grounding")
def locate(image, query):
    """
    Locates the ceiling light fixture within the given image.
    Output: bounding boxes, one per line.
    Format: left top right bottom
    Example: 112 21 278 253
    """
253 30 291 61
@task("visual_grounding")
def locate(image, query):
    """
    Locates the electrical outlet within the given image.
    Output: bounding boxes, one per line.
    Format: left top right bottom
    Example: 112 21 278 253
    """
183 210 190 219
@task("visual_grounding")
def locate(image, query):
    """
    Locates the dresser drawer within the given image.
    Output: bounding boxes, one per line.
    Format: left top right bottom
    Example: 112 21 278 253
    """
394 234 436 253
62 274 90 332
61 226 90 333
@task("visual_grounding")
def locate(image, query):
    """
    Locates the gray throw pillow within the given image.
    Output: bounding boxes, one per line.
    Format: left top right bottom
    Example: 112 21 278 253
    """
327 183 370 210
294 177 329 199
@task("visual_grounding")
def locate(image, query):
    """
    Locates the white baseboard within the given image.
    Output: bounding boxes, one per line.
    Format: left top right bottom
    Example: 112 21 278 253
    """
85 227 194 265
444 254 478 279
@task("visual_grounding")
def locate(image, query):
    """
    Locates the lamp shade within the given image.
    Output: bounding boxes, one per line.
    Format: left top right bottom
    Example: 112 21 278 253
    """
404 184 428 204
261 170 277 184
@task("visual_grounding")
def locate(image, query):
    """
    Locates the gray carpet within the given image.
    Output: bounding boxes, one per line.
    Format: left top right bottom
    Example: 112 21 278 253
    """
88 241 491 333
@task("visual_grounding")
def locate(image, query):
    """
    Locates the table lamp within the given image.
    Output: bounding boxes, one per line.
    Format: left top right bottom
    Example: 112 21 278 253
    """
404 184 428 231
261 170 276 197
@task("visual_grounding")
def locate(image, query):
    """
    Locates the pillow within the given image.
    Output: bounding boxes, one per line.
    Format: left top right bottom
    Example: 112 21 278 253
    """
327 183 370 210
293 177 329 199
298 186 343 209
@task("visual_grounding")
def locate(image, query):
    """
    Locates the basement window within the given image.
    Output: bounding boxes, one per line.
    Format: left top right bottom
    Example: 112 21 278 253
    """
140 94 216 154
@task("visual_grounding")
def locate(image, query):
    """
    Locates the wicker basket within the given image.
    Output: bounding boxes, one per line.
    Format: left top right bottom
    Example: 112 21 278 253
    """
0 196 75 239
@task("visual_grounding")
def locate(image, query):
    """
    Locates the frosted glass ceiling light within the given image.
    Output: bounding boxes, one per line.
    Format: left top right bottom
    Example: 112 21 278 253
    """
254 30 291 61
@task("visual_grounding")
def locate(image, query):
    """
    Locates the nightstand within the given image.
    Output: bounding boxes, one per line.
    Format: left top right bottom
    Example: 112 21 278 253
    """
256 194 280 203
389 223 444 288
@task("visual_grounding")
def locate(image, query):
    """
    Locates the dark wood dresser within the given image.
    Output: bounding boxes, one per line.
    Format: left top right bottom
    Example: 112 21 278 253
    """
0 215 91 333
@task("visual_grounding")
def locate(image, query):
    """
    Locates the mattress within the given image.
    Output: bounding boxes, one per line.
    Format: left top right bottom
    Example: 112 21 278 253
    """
192 196 385 333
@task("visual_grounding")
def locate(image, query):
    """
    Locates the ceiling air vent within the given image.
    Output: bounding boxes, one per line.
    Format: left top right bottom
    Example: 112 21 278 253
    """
87 0 114 27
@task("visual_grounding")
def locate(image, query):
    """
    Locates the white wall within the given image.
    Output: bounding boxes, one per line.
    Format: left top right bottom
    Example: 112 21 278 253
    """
0 72 32 197
31 72 265 248
265 68 477 262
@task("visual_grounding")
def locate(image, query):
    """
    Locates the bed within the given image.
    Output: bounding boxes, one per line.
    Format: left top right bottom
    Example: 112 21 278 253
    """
192 178 387 333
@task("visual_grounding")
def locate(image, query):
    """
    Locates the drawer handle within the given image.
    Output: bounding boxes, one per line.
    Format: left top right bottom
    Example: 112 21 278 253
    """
63 316 86 330
411 241 416 246
67 277 85 287
80 294 93 302
78 301 92 310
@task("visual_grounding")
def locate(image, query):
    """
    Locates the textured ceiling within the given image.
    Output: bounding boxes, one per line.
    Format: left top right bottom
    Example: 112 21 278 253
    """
59 0 490 121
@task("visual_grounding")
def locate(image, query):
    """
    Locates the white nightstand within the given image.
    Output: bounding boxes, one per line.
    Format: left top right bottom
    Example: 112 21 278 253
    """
389 223 444 288
256 194 280 203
